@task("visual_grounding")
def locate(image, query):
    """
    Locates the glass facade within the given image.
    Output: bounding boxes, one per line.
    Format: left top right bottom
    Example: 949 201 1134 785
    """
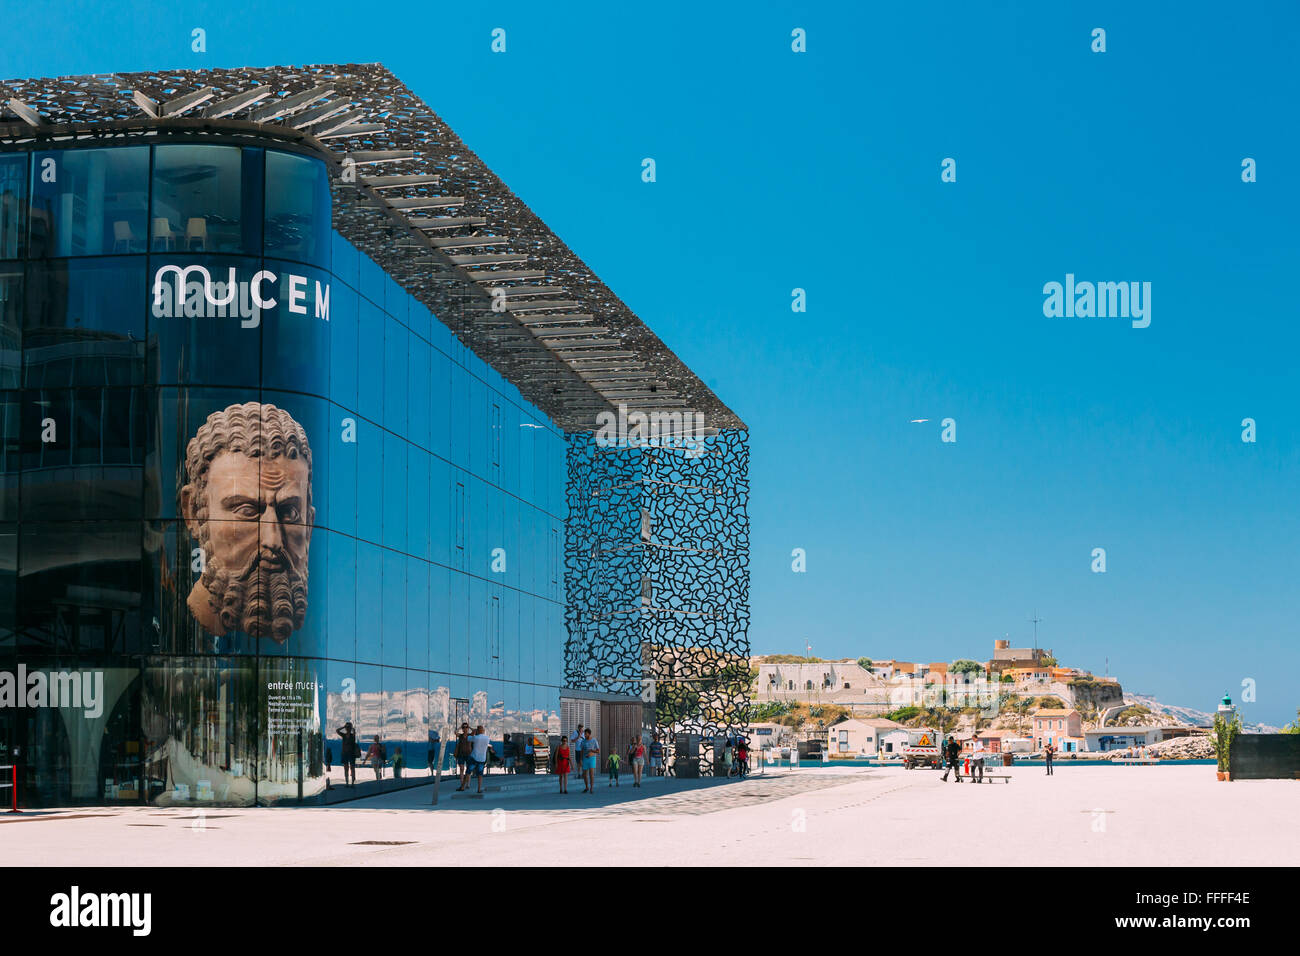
0 140 567 806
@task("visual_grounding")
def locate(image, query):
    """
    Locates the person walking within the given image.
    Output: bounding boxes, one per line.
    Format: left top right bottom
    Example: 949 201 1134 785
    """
582 729 600 794
970 735 985 783
324 742 332 773
503 733 517 774
336 721 358 786
454 723 472 791
392 746 404 779
574 728 589 792
572 728 587 775
630 737 646 787
607 751 621 787
556 735 572 793
467 724 491 794
1045 743 1055 776
649 735 664 776
940 734 962 782
365 737 385 780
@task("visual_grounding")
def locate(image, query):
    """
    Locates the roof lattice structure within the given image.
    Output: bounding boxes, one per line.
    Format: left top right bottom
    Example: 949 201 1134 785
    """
0 63 745 431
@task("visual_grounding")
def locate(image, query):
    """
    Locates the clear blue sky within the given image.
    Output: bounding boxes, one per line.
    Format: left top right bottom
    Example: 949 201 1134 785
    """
9 1 1298 725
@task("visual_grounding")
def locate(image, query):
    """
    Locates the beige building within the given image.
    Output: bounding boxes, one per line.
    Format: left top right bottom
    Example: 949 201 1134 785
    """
752 659 892 713
827 718 904 756
988 638 1054 675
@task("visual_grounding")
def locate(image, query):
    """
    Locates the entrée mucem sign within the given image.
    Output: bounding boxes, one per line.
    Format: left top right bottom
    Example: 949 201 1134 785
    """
151 264 331 328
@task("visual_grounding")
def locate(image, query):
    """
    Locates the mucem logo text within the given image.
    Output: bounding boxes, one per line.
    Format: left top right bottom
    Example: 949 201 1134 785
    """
1042 273 1151 328
0 666 103 718
152 264 331 329
49 887 151 937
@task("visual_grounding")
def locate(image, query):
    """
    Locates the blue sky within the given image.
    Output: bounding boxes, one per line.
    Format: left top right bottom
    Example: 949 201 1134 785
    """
8 1 1298 725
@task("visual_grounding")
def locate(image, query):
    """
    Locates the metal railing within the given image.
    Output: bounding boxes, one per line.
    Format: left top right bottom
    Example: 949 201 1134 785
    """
0 764 19 813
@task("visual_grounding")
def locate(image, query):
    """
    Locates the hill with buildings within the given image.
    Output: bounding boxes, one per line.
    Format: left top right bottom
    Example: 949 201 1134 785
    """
747 640 1271 748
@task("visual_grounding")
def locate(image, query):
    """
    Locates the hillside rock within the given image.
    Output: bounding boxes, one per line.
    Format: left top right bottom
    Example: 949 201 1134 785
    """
1101 734 1215 760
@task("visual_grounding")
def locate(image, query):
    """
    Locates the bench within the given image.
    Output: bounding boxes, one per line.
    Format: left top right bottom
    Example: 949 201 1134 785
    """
954 772 1011 783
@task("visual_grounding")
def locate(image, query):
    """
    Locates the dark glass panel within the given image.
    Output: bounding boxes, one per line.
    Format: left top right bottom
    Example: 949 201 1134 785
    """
23 257 146 387
147 254 262 388
0 153 27 260
151 145 261 255
264 150 330 268
260 260 331 397
19 387 144 521
29 147 149 258
0 524 14 650
0 391 17 521
16 521 143 657
0 265 20 389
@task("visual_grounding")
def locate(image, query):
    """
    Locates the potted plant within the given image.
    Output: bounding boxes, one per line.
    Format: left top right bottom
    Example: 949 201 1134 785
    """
1212 711 1241 781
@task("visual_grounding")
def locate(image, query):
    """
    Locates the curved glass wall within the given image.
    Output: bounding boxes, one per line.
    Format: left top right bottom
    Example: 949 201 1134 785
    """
0 140 567 806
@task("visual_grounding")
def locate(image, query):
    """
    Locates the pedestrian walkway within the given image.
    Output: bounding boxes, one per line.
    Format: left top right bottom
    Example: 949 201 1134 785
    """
310 767 691 806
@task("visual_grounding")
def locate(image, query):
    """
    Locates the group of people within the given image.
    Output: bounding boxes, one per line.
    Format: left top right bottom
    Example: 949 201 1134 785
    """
554 726 667 794
335 722 738 795
334 722 406 786
721 737 750 776
451 723 494 794
936 733 1058 782
939 733 988 783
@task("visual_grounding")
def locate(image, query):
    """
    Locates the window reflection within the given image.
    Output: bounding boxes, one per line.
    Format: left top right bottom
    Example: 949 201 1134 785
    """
0 154 27 260
142 656 259 805
17 521 143 655
0 266 21 389
265 151 330 267
151 145 262 255
24 258 146 387
29 147 148 258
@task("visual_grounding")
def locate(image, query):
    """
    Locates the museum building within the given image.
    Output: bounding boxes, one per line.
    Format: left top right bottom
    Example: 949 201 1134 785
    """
0 64 749 806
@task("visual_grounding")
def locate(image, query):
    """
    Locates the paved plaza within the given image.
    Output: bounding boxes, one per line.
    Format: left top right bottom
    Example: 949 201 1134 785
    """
2 765 1294 867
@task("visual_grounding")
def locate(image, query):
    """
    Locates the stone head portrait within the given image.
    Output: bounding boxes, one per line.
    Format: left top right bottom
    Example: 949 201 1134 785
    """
180 402 315 643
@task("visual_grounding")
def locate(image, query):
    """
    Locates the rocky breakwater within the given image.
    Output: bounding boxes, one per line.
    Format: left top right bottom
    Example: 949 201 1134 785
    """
1102 734 1214 760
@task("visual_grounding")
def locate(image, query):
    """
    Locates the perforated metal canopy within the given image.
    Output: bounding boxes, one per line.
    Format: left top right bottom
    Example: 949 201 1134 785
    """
0 63 745 432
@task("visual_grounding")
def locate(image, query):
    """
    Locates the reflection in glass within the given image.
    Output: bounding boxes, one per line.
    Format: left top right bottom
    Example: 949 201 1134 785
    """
264 150 331 268
151 145 262 255
0 266 20 389
0 154 27 260
17 521 143 656
20 387 144 521
24 258 146 387
29 147 149 258
143 656 259 805
147 254 262 388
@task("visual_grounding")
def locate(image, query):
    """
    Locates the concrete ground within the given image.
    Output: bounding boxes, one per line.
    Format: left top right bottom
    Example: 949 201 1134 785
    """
1 765 1294 866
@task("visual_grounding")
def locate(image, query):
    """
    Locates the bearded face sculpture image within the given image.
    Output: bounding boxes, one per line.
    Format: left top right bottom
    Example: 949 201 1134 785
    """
179 402 314 642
